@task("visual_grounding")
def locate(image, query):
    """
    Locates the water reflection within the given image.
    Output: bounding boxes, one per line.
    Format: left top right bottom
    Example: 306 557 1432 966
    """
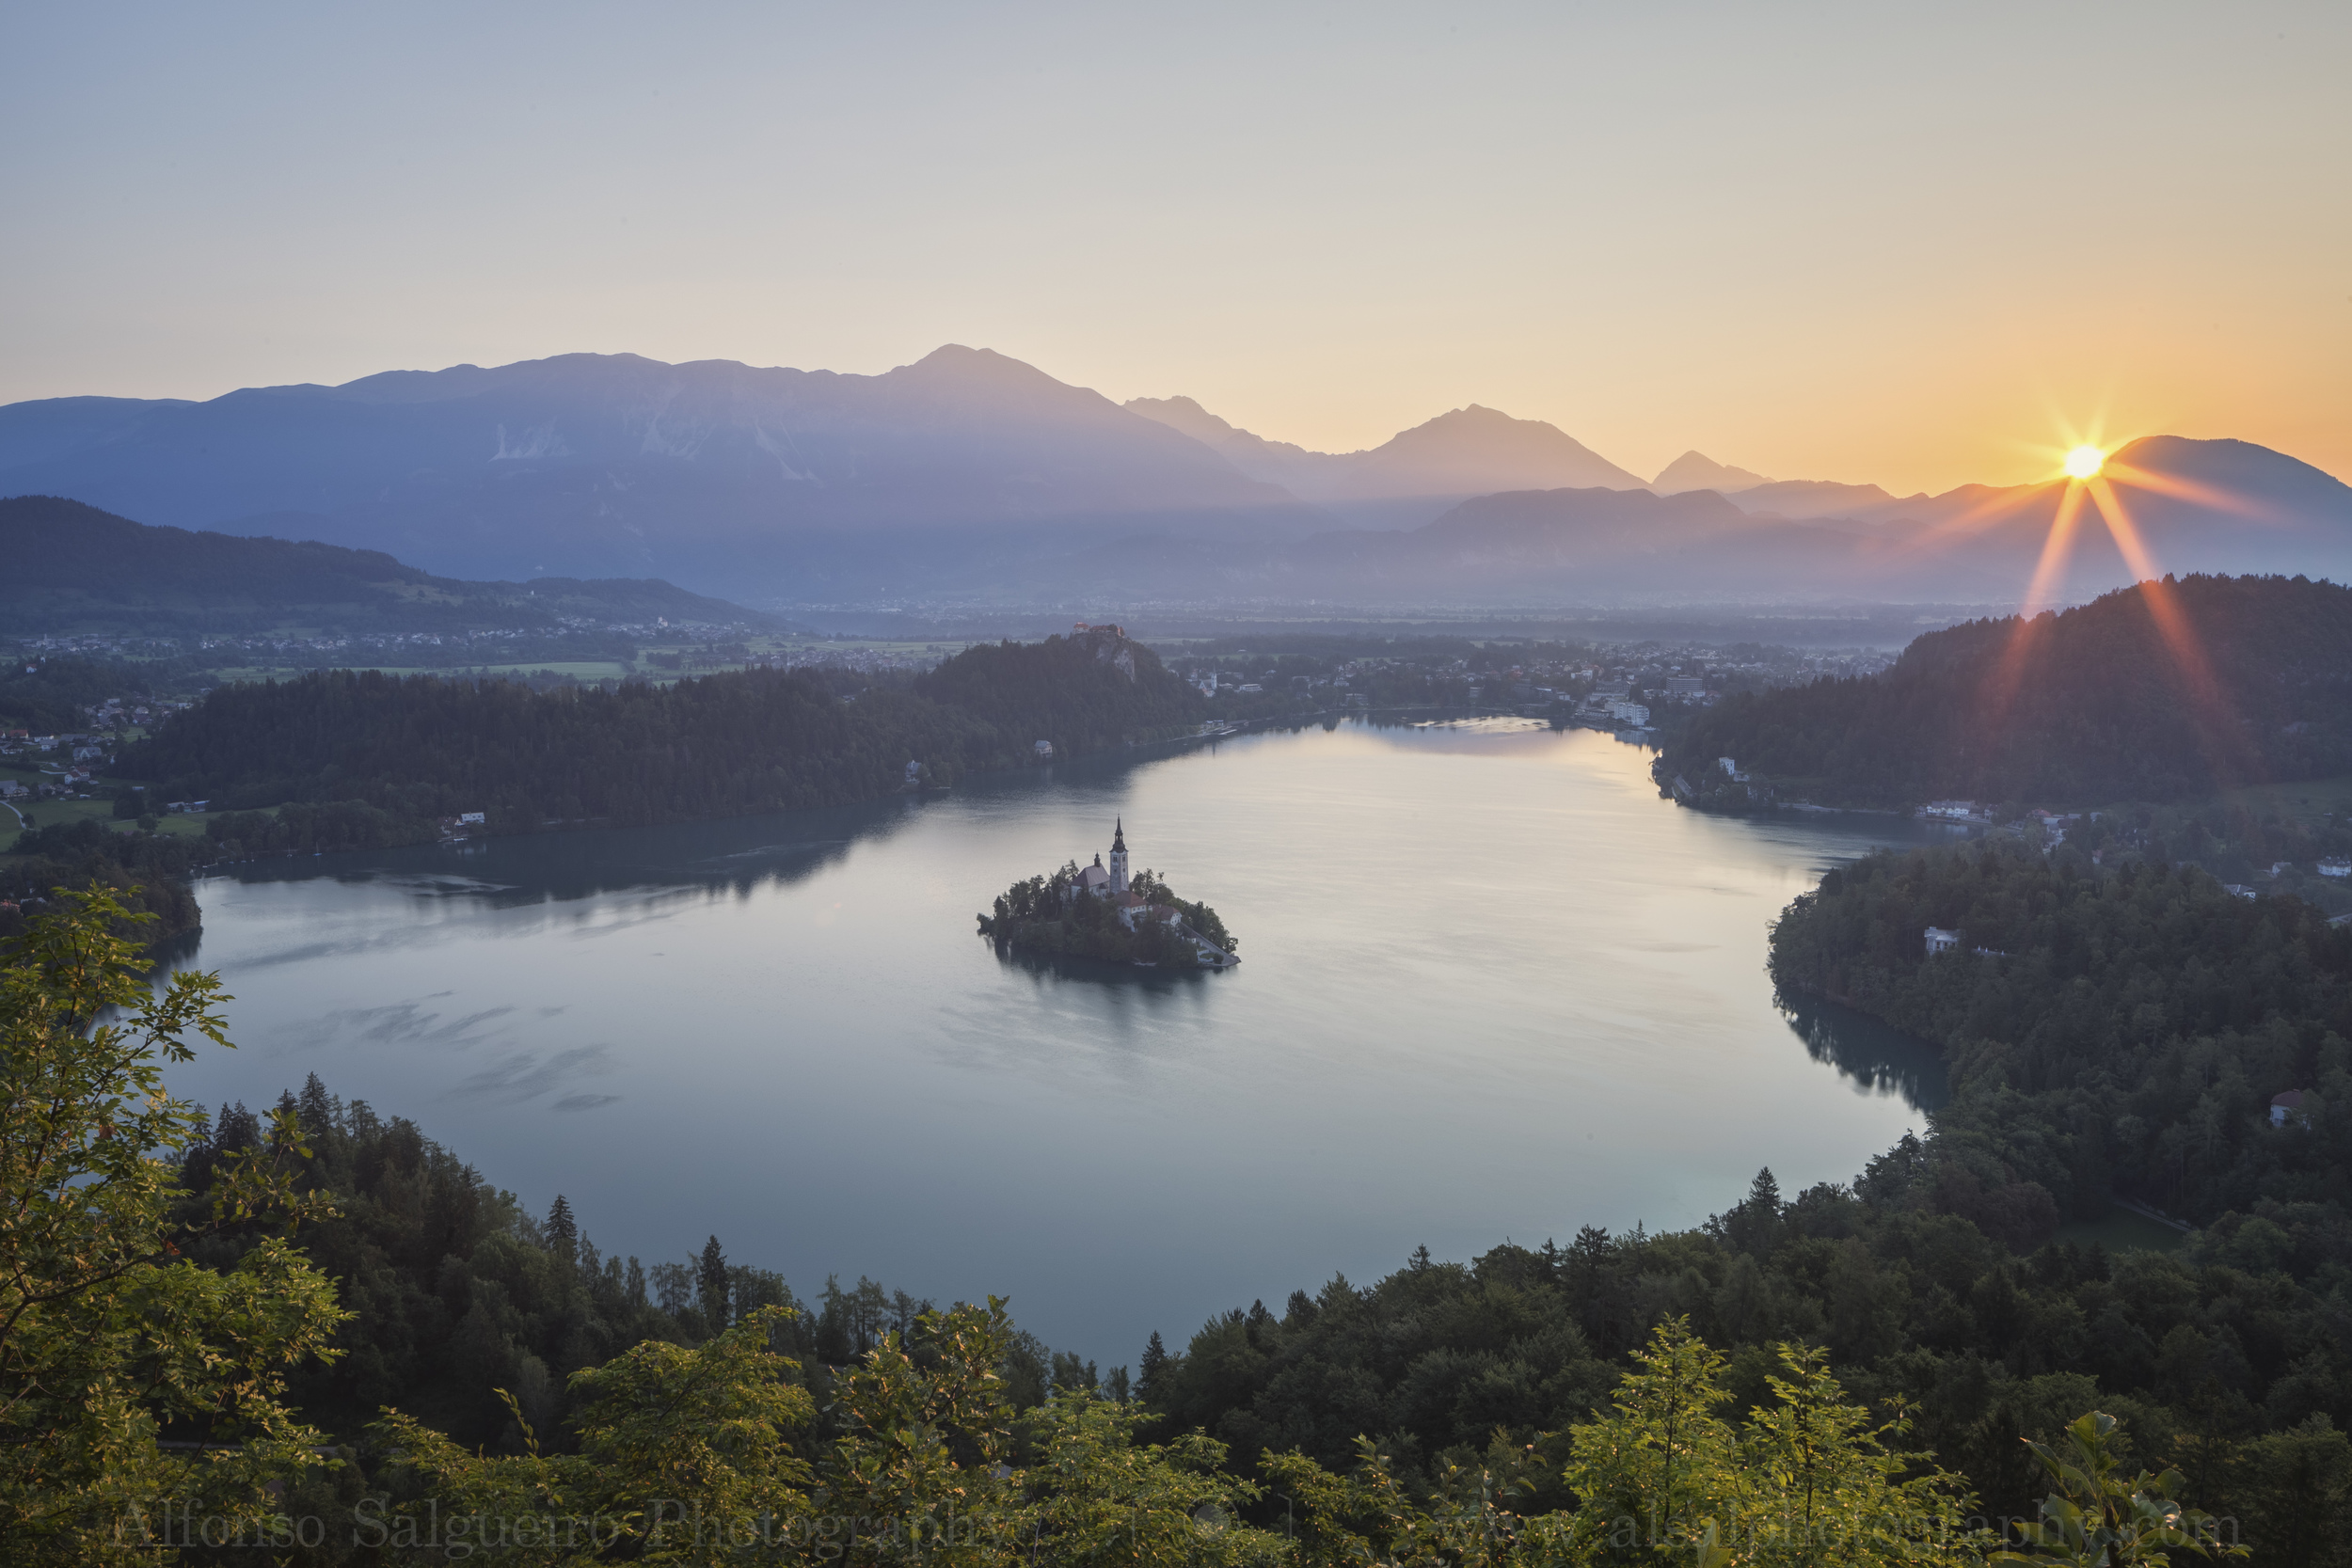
987 942 1230 994
1779 992 1949 1112
205 792 929 909
164 723 1949 1370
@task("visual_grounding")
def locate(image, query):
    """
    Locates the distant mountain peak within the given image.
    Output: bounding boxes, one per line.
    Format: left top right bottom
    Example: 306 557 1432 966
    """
1123 395 1240 444
907 342 1027 375
1362 404 1648 491
1653 451 1772 495
2109 434 2351 493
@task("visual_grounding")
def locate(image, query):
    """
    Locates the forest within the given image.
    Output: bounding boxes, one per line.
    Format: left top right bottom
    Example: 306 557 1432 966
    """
0 816 201 944
0 652 152 735
1661 574 2352 809
117 625 1204 840
1769 839 2352 1229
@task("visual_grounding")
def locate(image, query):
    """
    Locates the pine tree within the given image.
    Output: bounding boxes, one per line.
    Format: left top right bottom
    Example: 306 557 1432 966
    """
297 1070 336 1137
1137 1330 1168 1401
546 1194 578 1262
697 1234 730 1332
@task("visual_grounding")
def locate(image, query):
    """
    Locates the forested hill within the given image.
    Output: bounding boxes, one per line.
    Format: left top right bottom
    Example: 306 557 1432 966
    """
0 493 770 635
119 626 1203 834
1662 574 2352 808
908 624 1198 753
1772 839 2352 1229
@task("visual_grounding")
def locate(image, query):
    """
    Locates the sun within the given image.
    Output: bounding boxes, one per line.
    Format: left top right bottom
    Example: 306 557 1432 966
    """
2063 445 2106 480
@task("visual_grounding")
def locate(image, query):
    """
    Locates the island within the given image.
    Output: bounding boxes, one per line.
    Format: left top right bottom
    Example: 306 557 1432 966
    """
977 819 1240 968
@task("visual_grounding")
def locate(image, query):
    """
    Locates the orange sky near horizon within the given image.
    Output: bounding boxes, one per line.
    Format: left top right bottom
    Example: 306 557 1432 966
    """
3 2 2344 496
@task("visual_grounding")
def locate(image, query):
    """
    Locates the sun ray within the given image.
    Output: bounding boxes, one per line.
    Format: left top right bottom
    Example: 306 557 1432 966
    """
1975 483 2089 734
2021 481 2090 613
2101 460 2275 521
2083 475 2250 786
1899 477 2061 551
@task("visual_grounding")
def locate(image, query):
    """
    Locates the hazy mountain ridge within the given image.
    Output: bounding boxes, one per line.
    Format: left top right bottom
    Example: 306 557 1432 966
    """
0 348 1325 597
1652 450 1772 495
6 347 2347 610
0 495 771 636
1123 395 1650 527
1073 436 2352 608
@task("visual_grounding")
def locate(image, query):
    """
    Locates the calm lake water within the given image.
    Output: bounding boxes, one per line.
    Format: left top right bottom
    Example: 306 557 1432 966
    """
164 720 1947 1370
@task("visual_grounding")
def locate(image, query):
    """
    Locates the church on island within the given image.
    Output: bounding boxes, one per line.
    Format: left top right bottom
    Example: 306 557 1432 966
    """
1073 819 1175 929
977 818 1240 968
1074 820 1237 965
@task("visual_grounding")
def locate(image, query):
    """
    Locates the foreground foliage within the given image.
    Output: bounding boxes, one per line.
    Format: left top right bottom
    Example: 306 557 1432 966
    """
0 888 344 1565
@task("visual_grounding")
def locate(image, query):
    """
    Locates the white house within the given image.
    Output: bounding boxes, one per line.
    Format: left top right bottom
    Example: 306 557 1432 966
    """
2272 1089 2311 1127
1924 927 1962 957
1034 739 1054 758
2321 861 2352 879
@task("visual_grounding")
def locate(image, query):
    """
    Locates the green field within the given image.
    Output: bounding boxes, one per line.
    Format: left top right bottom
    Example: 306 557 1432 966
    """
0 763 218 844
2213 774 2352 832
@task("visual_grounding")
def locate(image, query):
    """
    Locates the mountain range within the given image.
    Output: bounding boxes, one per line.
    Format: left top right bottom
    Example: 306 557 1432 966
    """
1120 395 1649 527
4 347 2346 610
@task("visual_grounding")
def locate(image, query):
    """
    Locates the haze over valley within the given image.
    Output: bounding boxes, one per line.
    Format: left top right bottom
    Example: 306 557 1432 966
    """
5 346 2345 614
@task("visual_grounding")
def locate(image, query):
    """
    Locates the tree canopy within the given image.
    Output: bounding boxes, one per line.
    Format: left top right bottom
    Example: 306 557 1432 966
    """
1661 576 2352 808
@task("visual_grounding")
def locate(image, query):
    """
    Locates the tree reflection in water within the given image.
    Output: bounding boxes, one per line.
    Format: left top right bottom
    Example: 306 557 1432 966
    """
1778 991 1948 1113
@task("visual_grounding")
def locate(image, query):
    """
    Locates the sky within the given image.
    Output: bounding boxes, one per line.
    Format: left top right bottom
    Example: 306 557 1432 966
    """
4 1 2346 495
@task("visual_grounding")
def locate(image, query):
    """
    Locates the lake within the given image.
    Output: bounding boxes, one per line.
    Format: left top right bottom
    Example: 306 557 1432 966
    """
163 719 1947 1370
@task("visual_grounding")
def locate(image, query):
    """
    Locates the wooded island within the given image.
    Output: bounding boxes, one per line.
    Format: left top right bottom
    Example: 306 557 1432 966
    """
977 819 1238 967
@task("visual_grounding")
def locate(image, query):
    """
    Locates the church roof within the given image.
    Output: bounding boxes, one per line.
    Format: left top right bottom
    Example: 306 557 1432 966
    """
1112 817 1126 852
1077 863 1110 887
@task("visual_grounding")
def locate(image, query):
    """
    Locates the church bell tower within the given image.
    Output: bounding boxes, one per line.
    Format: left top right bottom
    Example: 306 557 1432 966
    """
1109 817 1129 894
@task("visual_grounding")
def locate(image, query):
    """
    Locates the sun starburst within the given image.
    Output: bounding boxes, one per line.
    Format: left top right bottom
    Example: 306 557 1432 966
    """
1969 416 2260 786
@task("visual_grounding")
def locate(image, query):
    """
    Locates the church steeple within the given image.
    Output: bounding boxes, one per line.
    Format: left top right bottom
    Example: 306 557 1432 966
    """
1108 817 1129 894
